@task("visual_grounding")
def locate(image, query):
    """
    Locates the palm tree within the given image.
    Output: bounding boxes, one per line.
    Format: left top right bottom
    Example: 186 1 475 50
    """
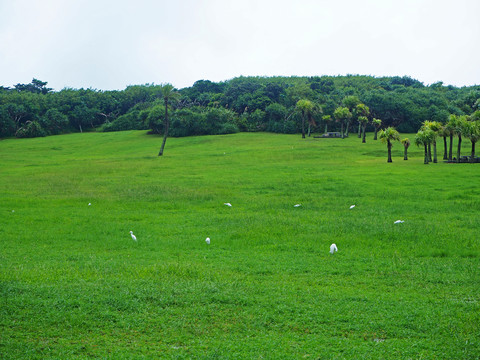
372 118 382 140
158 84 180 156
437 124 450 160
453 115 468 162
333 107 352 139
356 104 370 141
415 129 435 164
463 120 480 163
401 138 410 160
342 96 360 137
358 116 369 143
296 99 315 138
422 121 442 163
446 115 457 161
322 115 332 133
379 127 400 163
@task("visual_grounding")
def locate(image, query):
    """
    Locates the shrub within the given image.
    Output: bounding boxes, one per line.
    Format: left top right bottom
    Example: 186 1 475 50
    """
15 121 46 138
102 111 147 132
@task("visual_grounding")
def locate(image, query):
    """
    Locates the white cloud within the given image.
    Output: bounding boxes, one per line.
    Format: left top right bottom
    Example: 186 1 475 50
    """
1 0 479 90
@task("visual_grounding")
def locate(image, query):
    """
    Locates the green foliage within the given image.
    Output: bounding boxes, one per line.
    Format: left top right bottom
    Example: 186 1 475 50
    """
145 104 165 134
102 111 148 132
358 115 369 125
463 120 480 143
39 108 69 135
401 138 411 148
0 106 16 137
342 95 360 110
2 75 480 140
379 127 401 144
15 120 46 138
265 103 287 133
333 107 352 121
414 129 434 147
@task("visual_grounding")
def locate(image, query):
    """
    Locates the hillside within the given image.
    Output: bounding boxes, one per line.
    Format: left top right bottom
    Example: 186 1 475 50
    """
1 131 479 358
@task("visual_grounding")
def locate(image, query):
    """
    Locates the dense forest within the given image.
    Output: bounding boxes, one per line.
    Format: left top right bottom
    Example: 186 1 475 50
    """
1 75 479 139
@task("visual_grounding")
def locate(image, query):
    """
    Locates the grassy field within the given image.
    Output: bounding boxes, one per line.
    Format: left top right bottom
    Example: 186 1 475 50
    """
1 131 479 359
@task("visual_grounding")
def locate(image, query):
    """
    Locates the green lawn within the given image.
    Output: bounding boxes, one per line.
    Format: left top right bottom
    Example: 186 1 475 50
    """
1 131 479 359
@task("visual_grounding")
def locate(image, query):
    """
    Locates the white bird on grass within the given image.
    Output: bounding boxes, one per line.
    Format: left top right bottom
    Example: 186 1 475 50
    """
130 231 137 241
350 205 356 209
205 237 210 245
224 203 232 207
330 243 338 254
294 204 301 207
394 220 405 224
88 203 91 206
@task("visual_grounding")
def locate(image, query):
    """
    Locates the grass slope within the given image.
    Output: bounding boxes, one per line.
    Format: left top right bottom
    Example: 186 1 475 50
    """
1 131 479 359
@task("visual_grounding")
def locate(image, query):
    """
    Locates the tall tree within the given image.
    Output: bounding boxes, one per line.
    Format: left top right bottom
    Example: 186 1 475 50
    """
333 107 352 139
358 116 369 143
401 138 410 160
379 127 400 163
422 121 442 163
453 115 468 162
415 129 435 164
342 96 360 137
372 118 382 140
296 99 315 138
158 84 180 156
438 124 450 160
355 103 370 139
445 115 457 161
322 115 332 133
463 119 480 163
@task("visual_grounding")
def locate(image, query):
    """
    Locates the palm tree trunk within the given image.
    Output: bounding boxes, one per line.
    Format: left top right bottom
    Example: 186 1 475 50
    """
443 136 448 160
433 140 437 163
358 123 361 138
471 141 476 163
404 147 408 160
362 125 366 143
307 122 311 137
345 122 350 137
374 128 378 140
387 140 392 163
324 123 328 133
424 144 429 164
449 134 453 161
457 134 462 163
428 143 432 162
341 123 344 139
158 101 169 156
301 114 305 139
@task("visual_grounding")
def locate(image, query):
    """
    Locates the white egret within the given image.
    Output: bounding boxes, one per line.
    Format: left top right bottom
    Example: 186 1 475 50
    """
330 243 338 254
294 204 301 207
394 220 404 224
205 237 210 245
350 205 355 209
224 203 232 207
88 203 91 206
130 231 137 241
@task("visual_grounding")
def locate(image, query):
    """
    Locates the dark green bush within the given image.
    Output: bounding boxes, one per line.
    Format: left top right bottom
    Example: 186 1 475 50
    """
15 121 46 138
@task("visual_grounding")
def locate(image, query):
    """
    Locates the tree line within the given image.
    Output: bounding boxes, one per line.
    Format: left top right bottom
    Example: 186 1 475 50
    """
1 76 479 141
379 112 480 164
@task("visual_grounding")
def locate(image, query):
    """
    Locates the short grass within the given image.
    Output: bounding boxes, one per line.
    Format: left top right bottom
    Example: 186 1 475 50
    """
0 131 479 359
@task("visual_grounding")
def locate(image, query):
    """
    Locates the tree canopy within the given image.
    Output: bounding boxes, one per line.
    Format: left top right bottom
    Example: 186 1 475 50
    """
1 75 479 139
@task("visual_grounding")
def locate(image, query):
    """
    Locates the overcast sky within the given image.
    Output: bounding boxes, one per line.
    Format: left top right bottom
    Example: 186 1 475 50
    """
1 0 479 91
